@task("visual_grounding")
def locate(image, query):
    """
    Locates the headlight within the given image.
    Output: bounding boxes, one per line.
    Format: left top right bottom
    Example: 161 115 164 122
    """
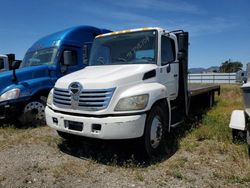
0 88 20 102
47 89 53 106
115 94 149 111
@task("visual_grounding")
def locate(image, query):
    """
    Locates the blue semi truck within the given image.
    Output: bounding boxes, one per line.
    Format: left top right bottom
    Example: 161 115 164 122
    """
0 26 111 125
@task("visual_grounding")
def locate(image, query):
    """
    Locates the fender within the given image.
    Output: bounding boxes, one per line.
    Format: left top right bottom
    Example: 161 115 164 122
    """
0 76 53 105
118 82 168 112
22 77 54 97
116 82 172 132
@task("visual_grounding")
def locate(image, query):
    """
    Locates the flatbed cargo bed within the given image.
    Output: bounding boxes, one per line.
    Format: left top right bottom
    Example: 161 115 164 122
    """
188 84 220 97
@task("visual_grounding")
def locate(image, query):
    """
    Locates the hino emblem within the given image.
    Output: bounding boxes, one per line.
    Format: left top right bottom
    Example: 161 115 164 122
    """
69 82 82 109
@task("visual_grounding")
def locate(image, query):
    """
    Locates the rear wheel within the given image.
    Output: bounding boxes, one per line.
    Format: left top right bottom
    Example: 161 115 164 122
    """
232 129 246 143
18 98 46 126
142 104 168 157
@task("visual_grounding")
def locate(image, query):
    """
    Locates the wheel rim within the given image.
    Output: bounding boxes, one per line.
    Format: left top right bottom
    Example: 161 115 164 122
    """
24 101 45 120
150 115 163 149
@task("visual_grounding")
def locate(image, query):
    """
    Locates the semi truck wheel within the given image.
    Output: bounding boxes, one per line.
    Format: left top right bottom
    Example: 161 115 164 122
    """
142 104 168 157
18 98 46 126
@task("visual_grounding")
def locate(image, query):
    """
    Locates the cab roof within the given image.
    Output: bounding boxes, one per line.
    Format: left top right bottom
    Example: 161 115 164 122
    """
96 27 166 38
27 26 111 53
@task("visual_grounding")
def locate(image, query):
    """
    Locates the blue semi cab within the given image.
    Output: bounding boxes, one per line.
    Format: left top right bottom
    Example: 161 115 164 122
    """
0 26 111 125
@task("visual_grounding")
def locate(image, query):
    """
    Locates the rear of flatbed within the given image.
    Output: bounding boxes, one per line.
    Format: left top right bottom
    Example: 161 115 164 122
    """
188 84 220 97
187 84 220 114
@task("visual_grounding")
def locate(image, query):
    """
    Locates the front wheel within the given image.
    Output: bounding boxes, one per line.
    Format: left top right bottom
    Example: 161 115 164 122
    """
18 98 46 126
141 104 168 157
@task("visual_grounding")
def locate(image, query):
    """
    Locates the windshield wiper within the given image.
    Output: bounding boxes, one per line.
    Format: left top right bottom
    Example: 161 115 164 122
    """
113 58 127 63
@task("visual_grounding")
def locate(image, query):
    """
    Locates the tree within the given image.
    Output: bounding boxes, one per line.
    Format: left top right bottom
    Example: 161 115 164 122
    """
219 59 243 73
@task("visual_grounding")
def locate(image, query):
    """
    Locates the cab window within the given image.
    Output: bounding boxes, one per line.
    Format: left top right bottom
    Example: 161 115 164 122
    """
161 36 175 65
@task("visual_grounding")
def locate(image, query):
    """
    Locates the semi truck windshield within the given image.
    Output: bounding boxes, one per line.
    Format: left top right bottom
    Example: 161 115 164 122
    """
21 48 58 67
90 30 157 66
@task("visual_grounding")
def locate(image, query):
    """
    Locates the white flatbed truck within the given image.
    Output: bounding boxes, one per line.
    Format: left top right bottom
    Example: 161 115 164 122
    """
45 27 220 156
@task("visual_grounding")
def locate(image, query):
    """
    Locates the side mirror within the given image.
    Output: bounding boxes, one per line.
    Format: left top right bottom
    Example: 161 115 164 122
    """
11 60 21 83
11 60 21 70
63 50 73 66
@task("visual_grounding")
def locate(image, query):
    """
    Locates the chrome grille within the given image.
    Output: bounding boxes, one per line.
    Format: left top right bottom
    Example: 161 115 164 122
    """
53 88 71 106
53 87 115 111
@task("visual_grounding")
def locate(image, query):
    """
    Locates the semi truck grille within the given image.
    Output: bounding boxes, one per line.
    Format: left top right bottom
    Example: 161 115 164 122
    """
53 87 115 111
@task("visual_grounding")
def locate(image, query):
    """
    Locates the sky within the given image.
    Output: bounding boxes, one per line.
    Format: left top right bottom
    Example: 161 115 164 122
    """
0 0 250 68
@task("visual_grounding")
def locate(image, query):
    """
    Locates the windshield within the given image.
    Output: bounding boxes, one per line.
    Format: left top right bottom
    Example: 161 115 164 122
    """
90 30 157 66
21 47 58 67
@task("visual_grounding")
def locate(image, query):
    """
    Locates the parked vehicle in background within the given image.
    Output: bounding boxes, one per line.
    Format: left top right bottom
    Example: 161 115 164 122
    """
0 54 20 72
229 83 250 155
236 70 247 83
46 27 220 157
0 26 111 125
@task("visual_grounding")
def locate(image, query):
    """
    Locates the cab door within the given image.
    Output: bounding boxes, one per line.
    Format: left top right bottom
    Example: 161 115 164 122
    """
158 35 178 99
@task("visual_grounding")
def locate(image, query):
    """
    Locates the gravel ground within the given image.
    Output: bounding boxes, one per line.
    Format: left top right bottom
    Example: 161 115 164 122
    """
0 125 249 188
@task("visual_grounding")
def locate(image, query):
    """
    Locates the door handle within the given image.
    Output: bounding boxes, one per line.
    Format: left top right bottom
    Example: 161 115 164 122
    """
174 74 178 77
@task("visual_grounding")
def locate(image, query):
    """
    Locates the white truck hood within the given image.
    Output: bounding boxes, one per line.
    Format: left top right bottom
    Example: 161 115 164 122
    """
56 64 157 89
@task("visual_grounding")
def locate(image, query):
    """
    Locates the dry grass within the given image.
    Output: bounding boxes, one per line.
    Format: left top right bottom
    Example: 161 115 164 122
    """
0 126 60 150
52 161 90 179
0 84 249 187
166 84 250 186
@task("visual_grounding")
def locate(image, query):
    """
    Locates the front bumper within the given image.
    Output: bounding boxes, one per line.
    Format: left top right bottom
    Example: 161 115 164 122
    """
0 101 23 120
45 106 146 140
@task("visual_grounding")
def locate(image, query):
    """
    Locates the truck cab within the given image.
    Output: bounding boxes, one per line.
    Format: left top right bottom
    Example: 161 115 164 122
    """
46 27 219 157
0 26 111 125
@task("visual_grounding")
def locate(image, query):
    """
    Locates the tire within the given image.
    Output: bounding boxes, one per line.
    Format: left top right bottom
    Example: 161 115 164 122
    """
18 98 46 126
247 130 250 158
247 130 250 145
141 104 169 158
232 129 246 143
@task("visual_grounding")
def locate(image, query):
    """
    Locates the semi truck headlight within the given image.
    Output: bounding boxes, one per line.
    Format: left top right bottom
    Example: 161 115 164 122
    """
47 89 53 106
0 88 20 102
115 94 149 111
